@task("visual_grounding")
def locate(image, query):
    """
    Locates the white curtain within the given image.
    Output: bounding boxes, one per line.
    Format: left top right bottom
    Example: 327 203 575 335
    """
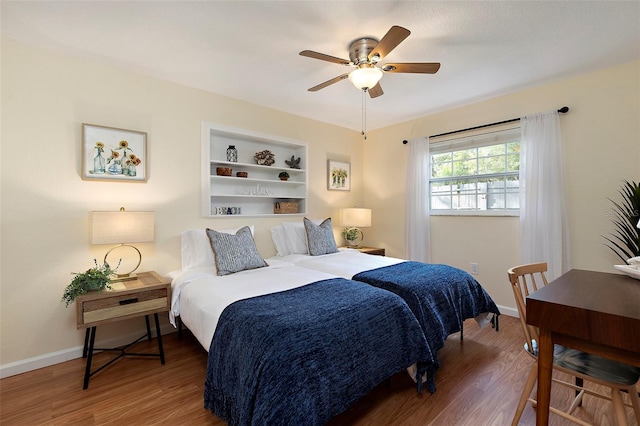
405 137 431 262
520 110 571 280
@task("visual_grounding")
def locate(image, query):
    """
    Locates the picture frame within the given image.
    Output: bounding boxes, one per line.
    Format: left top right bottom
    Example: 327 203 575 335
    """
327 160 350 191
82 123 147 182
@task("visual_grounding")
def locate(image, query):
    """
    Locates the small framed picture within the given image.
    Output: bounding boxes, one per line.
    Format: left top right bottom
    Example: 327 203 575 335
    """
82 123 147 182
327 160 350 191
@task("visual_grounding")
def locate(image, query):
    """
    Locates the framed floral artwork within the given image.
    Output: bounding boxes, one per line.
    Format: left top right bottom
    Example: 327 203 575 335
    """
327 160 350 191
82 123 147 182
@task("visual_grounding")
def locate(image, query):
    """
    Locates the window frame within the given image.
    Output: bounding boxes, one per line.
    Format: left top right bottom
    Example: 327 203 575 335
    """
428 126 521 217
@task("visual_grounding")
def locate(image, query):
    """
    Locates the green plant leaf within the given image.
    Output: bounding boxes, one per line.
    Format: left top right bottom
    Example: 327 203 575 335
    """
61 260 117 307
604 180 640 263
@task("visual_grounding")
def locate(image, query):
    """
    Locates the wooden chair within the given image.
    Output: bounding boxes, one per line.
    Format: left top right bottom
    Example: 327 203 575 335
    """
508 262 640 425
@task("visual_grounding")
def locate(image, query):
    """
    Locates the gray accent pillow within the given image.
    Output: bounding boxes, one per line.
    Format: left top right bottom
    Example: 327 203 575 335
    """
304 217 338 256
206 226 268 276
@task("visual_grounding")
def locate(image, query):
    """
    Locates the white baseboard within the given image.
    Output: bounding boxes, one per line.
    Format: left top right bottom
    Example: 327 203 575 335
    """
2 307 519 380
0 323 176 379
497 304 518 318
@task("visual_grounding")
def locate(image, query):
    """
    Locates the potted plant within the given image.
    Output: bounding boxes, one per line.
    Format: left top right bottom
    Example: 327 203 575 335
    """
278 171 290 181
61 260 118 307
604 180 640 263
342 227 363 247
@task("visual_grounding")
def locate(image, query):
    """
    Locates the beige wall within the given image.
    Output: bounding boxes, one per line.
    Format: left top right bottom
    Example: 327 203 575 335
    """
0 39 364 370
2 37 639 374
364 60 640 309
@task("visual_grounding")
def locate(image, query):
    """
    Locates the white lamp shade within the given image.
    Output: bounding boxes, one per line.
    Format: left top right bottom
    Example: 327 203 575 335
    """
348 67 383 90
340 208 372 227
91 210 155 244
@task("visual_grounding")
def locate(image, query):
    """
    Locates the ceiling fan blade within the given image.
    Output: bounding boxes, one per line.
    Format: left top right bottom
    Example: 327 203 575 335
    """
308 74 350 92
300 50 351 66
382 63 441 74
368 83 384 98
368 25 410 62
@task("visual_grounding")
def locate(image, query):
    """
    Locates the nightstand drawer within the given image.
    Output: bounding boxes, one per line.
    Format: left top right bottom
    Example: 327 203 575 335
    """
81 288 168 324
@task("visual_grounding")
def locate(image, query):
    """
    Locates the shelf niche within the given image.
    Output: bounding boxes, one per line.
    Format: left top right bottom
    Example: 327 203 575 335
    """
201 121 308 217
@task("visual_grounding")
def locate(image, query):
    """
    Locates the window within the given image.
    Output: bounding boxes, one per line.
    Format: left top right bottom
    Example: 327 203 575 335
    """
429 127 520 215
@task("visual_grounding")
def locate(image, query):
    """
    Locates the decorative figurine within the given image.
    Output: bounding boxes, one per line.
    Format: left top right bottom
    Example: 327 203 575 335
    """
285 155 301 169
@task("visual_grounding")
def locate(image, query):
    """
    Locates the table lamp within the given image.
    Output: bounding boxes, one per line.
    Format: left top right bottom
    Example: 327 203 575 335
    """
340 207 372 248
91 207 155 282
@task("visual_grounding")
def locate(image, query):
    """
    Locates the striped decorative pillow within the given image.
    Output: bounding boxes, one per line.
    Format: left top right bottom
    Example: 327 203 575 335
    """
206 226 267 276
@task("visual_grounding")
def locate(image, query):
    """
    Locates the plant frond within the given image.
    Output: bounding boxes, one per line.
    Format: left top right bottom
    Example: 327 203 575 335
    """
603 180 640 262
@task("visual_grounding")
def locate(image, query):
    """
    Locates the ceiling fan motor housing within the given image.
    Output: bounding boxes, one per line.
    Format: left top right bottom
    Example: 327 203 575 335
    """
349 38 380 65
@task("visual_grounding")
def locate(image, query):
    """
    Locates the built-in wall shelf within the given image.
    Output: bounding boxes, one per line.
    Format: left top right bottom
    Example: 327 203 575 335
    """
201 122 308 217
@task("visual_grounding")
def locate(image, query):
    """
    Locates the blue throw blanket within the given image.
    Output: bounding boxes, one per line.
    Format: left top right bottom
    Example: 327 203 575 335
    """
204 278 432 426
353 262 500 392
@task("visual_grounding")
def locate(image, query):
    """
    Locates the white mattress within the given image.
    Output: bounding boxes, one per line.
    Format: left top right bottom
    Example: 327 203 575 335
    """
271 249 405 279
169 260 341 351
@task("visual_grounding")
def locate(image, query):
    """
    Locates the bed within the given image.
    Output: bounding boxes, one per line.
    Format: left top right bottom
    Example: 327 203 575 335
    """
170 227 434 426
270 219 501 391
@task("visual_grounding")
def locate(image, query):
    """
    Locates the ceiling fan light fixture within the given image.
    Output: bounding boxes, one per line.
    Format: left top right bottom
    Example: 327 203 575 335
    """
348 66 383 90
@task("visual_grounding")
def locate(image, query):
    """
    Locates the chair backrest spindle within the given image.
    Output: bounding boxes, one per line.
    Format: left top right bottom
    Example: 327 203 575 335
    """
507 262 549 355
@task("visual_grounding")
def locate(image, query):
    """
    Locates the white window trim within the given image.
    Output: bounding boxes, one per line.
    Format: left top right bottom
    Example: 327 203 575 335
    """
428 124 521 216
430 209 520 217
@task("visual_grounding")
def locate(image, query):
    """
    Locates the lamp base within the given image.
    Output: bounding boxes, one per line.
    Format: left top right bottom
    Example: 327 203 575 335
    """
109 273 138 283
343 227 364 248
104 244 143 282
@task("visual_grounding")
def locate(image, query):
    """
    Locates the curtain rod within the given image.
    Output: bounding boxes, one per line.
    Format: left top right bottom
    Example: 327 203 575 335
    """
402 106 569 144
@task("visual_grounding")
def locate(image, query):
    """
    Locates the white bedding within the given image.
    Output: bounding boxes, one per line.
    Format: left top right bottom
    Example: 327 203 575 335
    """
271 249 405 279
169 260 342 351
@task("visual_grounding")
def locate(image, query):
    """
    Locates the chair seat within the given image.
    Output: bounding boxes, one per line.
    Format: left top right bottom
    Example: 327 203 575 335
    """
526 341 640 386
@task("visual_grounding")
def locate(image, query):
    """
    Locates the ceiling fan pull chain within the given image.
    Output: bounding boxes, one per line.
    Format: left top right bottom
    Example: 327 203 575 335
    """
362 89 367 140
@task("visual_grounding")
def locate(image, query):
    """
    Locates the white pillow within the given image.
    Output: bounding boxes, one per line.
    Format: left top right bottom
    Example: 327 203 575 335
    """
181 226 254 270
281 219 323 254
270 225 290 257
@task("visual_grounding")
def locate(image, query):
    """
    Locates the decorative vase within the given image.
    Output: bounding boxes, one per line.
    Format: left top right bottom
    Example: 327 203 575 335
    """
93 152 106 174
227 145 238 162
108 160 123 175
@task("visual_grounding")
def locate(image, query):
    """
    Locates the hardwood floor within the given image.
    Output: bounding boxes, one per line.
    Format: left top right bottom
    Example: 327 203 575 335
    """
1 316 638 425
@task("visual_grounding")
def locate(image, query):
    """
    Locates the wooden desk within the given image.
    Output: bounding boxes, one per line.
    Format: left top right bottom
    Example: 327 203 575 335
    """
526 269 640 425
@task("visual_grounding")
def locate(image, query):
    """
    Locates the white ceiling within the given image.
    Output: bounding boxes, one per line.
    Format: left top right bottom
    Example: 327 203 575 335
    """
2 1 639 132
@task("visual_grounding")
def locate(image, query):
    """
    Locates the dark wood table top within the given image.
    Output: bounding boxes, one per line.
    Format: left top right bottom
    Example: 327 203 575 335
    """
527 268 640 356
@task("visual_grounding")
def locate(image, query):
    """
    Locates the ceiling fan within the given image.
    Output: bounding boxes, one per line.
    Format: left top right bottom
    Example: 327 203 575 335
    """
300 25 440 98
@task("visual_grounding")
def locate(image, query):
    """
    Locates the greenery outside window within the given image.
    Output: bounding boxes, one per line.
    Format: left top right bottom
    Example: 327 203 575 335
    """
430 127 520 216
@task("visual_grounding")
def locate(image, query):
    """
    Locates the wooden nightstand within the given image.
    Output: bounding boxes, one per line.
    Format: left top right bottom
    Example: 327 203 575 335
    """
353 246 386 256
75 271 170 389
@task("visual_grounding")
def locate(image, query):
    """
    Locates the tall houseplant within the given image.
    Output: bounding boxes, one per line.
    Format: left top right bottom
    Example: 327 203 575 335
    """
604 180 640 263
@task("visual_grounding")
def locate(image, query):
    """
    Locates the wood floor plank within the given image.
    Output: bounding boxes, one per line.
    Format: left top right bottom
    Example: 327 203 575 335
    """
1 316 637 425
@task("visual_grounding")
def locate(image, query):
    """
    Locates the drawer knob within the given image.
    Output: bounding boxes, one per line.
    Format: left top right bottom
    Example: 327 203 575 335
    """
119 297 139 305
